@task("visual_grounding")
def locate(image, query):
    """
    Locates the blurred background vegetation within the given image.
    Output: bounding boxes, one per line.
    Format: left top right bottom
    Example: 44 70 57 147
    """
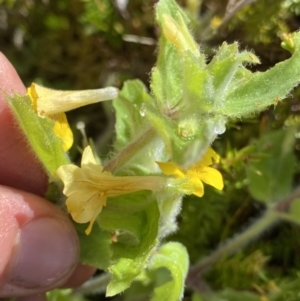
2 0 300 300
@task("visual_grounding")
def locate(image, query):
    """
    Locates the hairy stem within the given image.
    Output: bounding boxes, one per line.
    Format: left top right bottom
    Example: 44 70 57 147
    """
104 128 156 173
186 185 300 290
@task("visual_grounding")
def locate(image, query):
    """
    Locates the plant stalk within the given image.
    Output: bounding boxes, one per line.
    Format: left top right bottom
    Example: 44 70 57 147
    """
186 185 300 290
104 128 156 172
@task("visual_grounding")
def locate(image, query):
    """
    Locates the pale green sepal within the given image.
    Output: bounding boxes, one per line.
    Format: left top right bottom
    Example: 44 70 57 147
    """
155 0 205 64
151 38 183 111
149 242 189 301
155 0 189 24
208 42 239 63
152 0 206 112
207 43 260 108
180 43 259 113
281 33 295 54
181 51 213 112
143 104 181 157
144 101 213 166
7 93 70 176
100 192 160 296
247 129 295 203
208 42 259 66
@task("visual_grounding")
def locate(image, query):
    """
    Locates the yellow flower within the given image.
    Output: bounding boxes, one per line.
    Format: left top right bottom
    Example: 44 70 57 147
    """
56 146 163 234
162 13 199 57
156 148 224 197
27 83 119 151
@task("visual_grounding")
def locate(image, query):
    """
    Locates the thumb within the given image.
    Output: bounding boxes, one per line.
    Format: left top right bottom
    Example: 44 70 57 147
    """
0 52 48 196
0 185 79 297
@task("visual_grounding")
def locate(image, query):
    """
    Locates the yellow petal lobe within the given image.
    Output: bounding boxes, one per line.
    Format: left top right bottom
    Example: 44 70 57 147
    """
199 148 220 166
186 177 204 197
57 146 162 234
156 161 185 178
27 83 38 113
52 113 73 151
157 148 223 197
188 166 224 191
81 145 99 166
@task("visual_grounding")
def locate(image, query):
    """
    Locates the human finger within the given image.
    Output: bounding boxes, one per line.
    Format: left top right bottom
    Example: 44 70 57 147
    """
0 185 79 297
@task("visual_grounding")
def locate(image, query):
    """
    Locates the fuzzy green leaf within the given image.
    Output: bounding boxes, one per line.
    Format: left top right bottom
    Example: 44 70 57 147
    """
113 79 152 150
149 242 189 301
218 32 300 117
76 223 112 270
112 80 166 174
98 192 160 296
7 93 70 176
247 129 295 203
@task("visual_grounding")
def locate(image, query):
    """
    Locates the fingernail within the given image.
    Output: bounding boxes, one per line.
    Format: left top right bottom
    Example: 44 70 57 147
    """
7 217 79 291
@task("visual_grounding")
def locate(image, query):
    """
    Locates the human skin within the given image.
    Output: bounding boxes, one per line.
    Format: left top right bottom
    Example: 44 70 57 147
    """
0 52 95 300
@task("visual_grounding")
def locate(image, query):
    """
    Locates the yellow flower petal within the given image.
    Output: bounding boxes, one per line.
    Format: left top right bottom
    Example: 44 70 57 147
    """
198 148 220 166
188 166 224 191
66 190 101 222
57 146 163 234
85 209 102 235
156 161 185 178
52 113 73 151
157 148 223 197
28 82 119 116
81 145 99 166
161 14 199 56
80 145 105 176
66 189 106 235
85 192 106 235
186 177 204 197
56 164 79 194
162 14 183 50
28 82 119 153
28 83 38 112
